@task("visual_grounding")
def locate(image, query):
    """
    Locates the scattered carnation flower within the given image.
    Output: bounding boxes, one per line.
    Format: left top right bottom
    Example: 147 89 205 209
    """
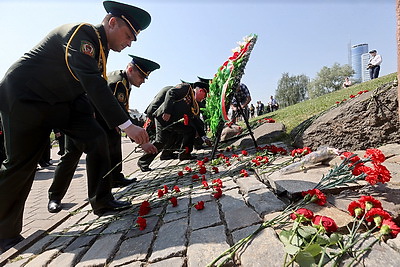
240 169 249 177
213 187 223 199
157 189 164 198
139 200 151 216
365 208 391 227
173 185 180 192
241 150 248 156
290 208 314 222
202 181 209 189
199 166 207 174
136 216 147 230
169 197 178 207
178 171 184 177
347 200 364 218
380 219 400 238
212 166 219 173
312 215 338 233
184 166 192 172
194 201 205 210
212 179 223 188
364 148 385 164
358 195 382 211
302 189 327 206
192 174 199 180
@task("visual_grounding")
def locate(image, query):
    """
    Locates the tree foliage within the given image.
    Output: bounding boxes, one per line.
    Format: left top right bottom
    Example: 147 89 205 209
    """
275 73 309 108
308 63 355 99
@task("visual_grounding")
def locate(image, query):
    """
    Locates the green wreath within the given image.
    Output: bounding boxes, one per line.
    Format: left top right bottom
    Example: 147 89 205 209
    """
204 34 258 136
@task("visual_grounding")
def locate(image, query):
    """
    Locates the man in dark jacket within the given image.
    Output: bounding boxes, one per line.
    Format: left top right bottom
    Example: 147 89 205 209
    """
47 55 160 213
0 1 156 254
137 80 210 172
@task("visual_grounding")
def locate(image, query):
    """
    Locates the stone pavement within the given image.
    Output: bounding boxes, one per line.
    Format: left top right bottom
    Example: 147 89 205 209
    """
1 124 400 266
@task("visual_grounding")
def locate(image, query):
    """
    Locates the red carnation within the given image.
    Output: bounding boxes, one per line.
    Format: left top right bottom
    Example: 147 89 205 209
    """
347 200 364 218
139 201 151 216
374 164 391 184
358 195 382 211
178 171 184 177
380 219 400 238
183 114 189 125
241 150 248 156
213 187 223 199
136 216 147 231
290 208 314 222
212 179 223 188
163 185 169 193
312 215 338 233
240 169 249 177
202 181 209 189
194 201 205 210
212 166 219 173
364 148 385 164
192 174 199 180
365 208 391 226
199 166 207 174
340 152 361 164
157 189 164 198
173 185 180 192
169 197 178 207
184 166 192 172
302 189 327 206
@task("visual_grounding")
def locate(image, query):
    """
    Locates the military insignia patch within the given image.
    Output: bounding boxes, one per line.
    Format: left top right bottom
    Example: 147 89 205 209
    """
80 40 95 58
117 92 126 103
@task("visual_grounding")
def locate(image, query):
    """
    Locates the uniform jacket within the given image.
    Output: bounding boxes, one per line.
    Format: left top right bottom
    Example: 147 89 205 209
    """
144 85 174 118
0 23 129 128
151 83 206 136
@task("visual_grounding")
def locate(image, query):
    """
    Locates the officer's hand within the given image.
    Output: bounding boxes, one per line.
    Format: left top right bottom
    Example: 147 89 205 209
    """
141 143 158 154
124 124 149 145
162 113 171 122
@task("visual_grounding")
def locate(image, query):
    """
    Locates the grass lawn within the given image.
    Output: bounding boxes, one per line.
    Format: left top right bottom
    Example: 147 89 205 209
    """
249 72 397 136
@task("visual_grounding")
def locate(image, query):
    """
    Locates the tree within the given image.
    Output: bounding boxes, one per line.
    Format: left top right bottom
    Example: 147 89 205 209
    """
275 73 309 108
308 63 355 99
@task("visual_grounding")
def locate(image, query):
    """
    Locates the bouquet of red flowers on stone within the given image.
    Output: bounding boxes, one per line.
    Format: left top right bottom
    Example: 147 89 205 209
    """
208 148 393 266
280 208 340 266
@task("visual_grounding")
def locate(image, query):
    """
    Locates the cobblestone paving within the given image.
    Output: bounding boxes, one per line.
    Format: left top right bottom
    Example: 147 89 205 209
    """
1 136 400 266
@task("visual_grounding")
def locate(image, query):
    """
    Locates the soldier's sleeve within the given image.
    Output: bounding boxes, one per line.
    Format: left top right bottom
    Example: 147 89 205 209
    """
65 25 129 128
163 84 187 114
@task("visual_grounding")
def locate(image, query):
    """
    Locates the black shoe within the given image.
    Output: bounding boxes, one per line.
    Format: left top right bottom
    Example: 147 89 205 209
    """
160 153 178 160
93 199 132 216
179 153 197 161
39 161 52 168
112 174 137 188
138 162 152 172
0 235 24 254
48 200 62 213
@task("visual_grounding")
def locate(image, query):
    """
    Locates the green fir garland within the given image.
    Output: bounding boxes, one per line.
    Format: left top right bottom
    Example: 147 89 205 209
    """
204 34 258 136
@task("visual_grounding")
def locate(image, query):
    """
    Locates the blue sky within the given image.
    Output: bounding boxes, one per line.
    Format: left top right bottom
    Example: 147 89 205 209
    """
0 0 396 113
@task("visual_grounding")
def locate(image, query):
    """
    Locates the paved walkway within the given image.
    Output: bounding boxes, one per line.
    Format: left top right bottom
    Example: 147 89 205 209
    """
1 130 400 266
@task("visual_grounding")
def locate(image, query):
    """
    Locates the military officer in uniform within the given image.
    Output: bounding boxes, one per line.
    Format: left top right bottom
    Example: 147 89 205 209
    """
47 55 160 213
0 1 157 253
137 80 210 172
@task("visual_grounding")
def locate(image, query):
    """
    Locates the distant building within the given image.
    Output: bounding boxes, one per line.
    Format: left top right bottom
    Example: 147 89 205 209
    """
351 43 368 82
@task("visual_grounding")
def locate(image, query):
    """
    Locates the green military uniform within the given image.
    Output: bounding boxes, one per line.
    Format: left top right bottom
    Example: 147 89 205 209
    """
138 82 208 170
48 56 159 203
0 1 151 249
